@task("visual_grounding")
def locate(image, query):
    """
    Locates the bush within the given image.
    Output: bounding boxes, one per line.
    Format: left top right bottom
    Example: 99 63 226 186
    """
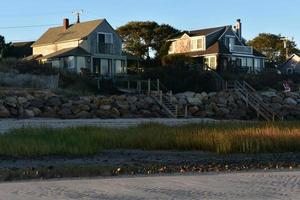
0 58 58 75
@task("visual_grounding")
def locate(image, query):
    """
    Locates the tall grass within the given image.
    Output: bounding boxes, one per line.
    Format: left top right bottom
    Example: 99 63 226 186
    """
1 122 300 158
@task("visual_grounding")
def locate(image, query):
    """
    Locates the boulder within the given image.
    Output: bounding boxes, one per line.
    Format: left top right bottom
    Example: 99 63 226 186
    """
17 97 28 104
99 105 111 111
127 96 138 104
0 105 10 118
114 100 129 110
261 91 277 98
187 97 202 105
284 97 297 106
76 111 92 119
24 109 35 118
188 106 199 114
78 104 90 111
29 99 44 109
4 96 17 107
46 96 62 107
183 91 195 98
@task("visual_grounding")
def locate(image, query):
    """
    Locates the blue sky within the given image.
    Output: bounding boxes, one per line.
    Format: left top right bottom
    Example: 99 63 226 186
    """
0 0 299 47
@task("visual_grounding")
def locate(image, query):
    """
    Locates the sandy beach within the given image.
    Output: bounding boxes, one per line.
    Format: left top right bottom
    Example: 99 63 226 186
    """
0 170 299 200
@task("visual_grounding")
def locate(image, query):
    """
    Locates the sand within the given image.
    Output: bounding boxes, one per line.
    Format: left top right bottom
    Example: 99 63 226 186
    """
0 171 299 200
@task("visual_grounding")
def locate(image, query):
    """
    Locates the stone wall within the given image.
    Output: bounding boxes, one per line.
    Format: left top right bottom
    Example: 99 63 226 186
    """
0 89 299 120
0 73 59 89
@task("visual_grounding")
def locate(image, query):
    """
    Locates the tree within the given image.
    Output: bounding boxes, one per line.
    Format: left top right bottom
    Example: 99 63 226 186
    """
247 33 299 63
0 35 11 59
116 21 180 60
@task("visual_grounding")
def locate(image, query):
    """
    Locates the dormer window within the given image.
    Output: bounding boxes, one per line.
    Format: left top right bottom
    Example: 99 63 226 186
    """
191 37 204 51
97 32 113 54
225 35 235 49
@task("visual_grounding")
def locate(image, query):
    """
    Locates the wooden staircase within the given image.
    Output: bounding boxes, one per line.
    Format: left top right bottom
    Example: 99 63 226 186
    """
226 80 283 121
114 78 188 118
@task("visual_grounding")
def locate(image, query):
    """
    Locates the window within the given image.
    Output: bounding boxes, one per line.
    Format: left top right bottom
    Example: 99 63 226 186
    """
100 59 109 75
254 59 261 70
205 56 217 69
191 37 204 50
169 42 175 53
98 33 113 54
225 36 235 48
247 58 253 67
115 60 123 74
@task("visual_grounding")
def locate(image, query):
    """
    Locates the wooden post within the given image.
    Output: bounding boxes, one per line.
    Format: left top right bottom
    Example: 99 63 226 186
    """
169 90 173 103
160 90 163 104
246 92 249 107
148 79 151 95
97 79 100 90
175 105 178 118
184 105 188 118
157 79 160 93
127 80 130 90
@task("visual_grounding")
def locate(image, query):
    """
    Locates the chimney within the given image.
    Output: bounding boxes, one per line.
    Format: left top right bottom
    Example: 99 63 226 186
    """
235 19 242 40
63 18 69 30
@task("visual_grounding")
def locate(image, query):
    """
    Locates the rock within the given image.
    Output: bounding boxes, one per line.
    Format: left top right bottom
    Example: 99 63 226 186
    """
4 96 17 107
58 107 72 116
183 91 195 98
31 107 42 116
271 96 283 103
188 106 199 114
17 97 28 104
284 97 297 106
76 111 92 119
261 91 277 98
127 96 138 104
24 109 35 118
78 104 90 111
46 96 62 107
29 99 44 108
100 105 111 111
0 105 10 118
111 108 120 117
114 100 129 110
187 97 202 105
144 96 155 104
216 107 230 116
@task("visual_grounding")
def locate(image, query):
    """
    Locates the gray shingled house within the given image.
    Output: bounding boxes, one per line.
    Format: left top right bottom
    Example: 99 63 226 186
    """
168 19 266 73
279 53 300 74
31 18 127 76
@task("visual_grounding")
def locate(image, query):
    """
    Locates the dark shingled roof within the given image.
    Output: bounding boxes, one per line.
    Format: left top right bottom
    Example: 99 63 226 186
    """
188 26 227 37
32 19 105 47
43 47 91 59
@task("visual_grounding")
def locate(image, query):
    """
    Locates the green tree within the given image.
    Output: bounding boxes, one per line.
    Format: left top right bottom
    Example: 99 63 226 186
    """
0 35 11 59
117 21 180 60
247 33 299 63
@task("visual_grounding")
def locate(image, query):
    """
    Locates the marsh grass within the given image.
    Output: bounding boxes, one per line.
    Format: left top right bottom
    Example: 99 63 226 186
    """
1 122 300 158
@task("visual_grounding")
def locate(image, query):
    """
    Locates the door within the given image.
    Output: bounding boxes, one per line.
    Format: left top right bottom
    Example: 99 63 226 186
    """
93 58 100 74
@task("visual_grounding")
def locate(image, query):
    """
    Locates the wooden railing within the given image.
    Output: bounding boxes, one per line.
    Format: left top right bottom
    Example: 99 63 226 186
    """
227 80 283 121
114 78 188 118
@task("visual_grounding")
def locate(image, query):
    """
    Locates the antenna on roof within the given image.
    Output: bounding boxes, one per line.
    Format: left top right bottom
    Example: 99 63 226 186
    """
72 10 84 23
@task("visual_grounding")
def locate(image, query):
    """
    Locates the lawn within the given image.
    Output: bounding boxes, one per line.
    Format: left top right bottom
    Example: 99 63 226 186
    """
1 122 300 158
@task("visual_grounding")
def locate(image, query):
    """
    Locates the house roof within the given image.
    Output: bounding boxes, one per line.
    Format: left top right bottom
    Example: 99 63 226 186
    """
43 47 91 59
188 26 227 37
32 19 105 47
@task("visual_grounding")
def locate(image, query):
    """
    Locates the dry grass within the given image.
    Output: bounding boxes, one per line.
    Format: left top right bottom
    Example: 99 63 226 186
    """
0 122 300 158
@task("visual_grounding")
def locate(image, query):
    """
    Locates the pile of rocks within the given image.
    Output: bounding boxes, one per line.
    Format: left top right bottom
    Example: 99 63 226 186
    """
0 89 299 120
0 90 166 119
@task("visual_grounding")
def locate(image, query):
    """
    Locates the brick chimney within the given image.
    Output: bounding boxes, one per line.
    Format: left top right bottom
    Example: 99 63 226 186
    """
235 19 242 40
63 18 69 30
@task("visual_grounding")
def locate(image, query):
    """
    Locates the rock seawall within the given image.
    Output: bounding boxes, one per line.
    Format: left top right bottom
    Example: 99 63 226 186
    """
0 89 299 120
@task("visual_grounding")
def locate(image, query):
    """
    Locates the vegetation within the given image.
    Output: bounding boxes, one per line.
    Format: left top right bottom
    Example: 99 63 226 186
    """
247 33 299 63
0 35 11 59
1 122 300 158
116 21 180 60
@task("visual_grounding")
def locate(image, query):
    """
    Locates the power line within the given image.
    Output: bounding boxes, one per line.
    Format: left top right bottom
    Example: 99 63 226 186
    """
0 24 60 29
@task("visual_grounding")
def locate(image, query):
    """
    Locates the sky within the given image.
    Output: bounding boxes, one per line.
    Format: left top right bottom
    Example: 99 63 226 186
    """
0 0 299 47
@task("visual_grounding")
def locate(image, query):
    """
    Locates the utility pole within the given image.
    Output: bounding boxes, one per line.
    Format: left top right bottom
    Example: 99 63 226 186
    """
72 10 84 23
281 37 294 60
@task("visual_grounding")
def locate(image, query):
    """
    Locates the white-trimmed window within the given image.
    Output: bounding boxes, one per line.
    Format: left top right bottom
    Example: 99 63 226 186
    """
169 42 175 54
205 56 217 69
191 37 204 51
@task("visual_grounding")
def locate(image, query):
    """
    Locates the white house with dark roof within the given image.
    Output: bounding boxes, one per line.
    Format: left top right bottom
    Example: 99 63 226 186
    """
168 19 266 73
31 18 127 76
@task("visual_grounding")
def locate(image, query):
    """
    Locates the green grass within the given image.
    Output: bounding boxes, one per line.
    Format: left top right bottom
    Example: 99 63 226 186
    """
1 122 300 158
